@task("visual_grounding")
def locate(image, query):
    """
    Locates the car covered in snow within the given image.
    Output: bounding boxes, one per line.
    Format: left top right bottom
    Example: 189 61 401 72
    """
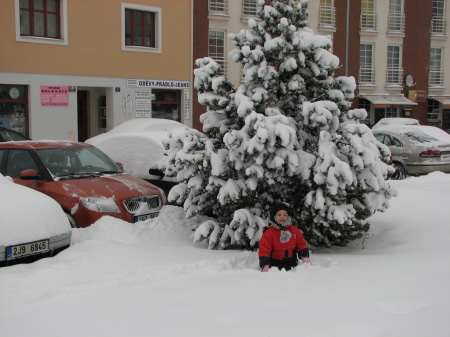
0 173 72 266
372 117 420 130
372 126 450 179
86 118 187 195
0 141 166 228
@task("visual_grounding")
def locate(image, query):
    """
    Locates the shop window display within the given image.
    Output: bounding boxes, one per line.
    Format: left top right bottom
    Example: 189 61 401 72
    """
0 86 28 135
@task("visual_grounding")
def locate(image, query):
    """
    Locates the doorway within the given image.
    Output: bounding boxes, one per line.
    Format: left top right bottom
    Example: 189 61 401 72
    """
77 90 88 142
374 108 385 125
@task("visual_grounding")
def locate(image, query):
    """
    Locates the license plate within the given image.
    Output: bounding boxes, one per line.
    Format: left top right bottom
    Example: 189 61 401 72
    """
6 239 49 260
134 212 159 222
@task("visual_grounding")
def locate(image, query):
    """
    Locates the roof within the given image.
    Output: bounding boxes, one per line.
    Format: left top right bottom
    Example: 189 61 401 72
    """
428 95 450 105
360 94 418 106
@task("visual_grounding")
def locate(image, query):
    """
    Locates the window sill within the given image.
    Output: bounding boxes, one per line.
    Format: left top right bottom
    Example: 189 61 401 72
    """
360 29 378 35
208 13 230 20
16 35 67 46
431 33 448 39
122 45 161 54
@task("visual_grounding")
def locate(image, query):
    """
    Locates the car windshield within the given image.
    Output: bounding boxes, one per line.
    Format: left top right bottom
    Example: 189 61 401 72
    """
37 146 121 179
404 132 439 143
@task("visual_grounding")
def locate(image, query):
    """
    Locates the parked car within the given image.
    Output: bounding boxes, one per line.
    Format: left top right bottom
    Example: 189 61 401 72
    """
0 173 72 266
86 118 186 195
372 117 420 130
0 127 30 142
372 127 450 179
0 141 166 228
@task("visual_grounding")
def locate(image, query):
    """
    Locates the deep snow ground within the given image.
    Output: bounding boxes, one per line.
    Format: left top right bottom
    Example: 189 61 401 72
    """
0 172 449 337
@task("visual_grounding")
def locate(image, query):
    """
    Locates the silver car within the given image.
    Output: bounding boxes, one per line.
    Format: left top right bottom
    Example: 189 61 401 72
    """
373 127 450 179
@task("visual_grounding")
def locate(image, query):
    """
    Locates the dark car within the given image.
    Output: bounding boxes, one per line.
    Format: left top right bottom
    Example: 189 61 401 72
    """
0 127 30 142
0 141 166 228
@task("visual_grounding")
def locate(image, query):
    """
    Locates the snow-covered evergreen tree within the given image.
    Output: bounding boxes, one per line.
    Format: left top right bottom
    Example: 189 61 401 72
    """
160 0 396 249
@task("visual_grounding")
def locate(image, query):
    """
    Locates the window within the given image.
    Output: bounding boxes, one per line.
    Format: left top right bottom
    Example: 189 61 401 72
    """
385 107 398 118
429 47 444 86
19 0 60 38
6 150 39 178
209 0 228 15
122 4 161 53
359 44 375 84
152 90 181 122
209 30 227 76
319 0 336 29
360 0 376 31
428 99 440 120
386 45 402 85
125 9 155 48
358 98 371 125
388 0 405 33
15 0 67 45
0 85 28 136
431 0 446 35
242 0 258 17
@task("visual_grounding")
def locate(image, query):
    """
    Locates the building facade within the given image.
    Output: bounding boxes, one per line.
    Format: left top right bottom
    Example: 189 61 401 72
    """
1 0 194 141
206 0 450 131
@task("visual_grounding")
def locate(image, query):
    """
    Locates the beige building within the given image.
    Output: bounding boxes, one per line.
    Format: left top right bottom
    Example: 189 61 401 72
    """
207 0 450 130
0 0 193 141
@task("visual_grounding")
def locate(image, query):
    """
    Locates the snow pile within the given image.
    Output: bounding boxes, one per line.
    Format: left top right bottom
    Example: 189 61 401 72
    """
0 173 449 337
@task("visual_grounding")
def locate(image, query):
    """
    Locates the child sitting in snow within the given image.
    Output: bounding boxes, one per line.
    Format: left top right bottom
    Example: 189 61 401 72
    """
258 202 311 272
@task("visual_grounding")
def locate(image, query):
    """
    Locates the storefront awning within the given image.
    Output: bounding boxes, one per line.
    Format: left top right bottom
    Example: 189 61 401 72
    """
359 94 418 106
428 95 450 107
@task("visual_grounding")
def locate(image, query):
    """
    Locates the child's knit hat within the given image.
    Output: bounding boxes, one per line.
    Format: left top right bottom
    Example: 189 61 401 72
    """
270 202 292 222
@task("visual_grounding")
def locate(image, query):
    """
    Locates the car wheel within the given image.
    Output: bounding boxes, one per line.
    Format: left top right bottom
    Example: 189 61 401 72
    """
391 162 406 180
65 212 77 228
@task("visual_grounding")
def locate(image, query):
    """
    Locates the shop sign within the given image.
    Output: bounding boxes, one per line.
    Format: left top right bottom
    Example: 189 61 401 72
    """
373 104 390 108
135 91 151 118
41 86 69 106
408 90 426 102
122 92 132 117
127 78 190 89
184 91 190 119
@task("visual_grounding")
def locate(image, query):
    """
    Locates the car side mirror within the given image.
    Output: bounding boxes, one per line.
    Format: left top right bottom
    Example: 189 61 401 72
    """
115 162 124 172
148 168 165 177
20 169 40 180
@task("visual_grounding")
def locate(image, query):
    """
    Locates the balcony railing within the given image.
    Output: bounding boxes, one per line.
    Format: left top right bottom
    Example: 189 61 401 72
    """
429 69 444 86
319 4 336 29
360 12 377 32
359 66 376 84
386 67 403 85
388 13 405 34
209 0 228 15
431 16 447 35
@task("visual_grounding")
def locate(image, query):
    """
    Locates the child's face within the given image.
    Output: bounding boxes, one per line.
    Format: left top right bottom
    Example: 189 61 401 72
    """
276 210 288 225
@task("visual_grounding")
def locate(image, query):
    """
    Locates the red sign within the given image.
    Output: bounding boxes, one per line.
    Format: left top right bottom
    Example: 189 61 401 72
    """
41 86 69 106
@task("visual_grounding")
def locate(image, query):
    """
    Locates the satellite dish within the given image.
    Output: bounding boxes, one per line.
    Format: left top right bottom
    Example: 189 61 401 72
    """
405 75 415 87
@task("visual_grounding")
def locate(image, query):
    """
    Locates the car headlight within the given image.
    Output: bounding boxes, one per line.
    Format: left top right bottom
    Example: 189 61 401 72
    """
80 197 120 213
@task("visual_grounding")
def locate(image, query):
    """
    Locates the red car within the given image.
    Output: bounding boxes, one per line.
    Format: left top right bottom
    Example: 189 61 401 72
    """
0 141 166 228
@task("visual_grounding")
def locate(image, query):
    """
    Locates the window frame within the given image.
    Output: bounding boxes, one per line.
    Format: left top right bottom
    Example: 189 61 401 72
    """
209 0 228 15
429 47 444 86
242 0 258 18
386 45 403 85
15 0 68 45
121 3 162 53
359 43 375 84
208 29 227 76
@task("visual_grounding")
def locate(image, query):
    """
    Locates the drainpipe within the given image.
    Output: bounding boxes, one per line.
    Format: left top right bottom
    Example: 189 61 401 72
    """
345 0 350 76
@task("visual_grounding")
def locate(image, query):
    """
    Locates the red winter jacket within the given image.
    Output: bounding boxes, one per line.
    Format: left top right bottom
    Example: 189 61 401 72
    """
258 224 309 262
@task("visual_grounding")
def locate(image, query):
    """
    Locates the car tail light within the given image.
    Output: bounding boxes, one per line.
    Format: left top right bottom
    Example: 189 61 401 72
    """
419 149 441 158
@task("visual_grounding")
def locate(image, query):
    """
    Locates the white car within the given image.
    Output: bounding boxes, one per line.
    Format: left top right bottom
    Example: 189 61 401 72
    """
372 117 420 129
0 173 72 266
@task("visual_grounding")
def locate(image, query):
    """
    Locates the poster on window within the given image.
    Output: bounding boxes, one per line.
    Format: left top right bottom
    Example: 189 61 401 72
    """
135 91 151 118
40 86 69 106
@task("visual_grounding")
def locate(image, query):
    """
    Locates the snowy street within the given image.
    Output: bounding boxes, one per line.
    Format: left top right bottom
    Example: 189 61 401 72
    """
1 172 449 337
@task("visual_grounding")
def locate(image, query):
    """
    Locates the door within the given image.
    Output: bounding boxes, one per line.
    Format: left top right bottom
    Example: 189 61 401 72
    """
374 108 385 124
77 91 89 142
443 109 450 131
